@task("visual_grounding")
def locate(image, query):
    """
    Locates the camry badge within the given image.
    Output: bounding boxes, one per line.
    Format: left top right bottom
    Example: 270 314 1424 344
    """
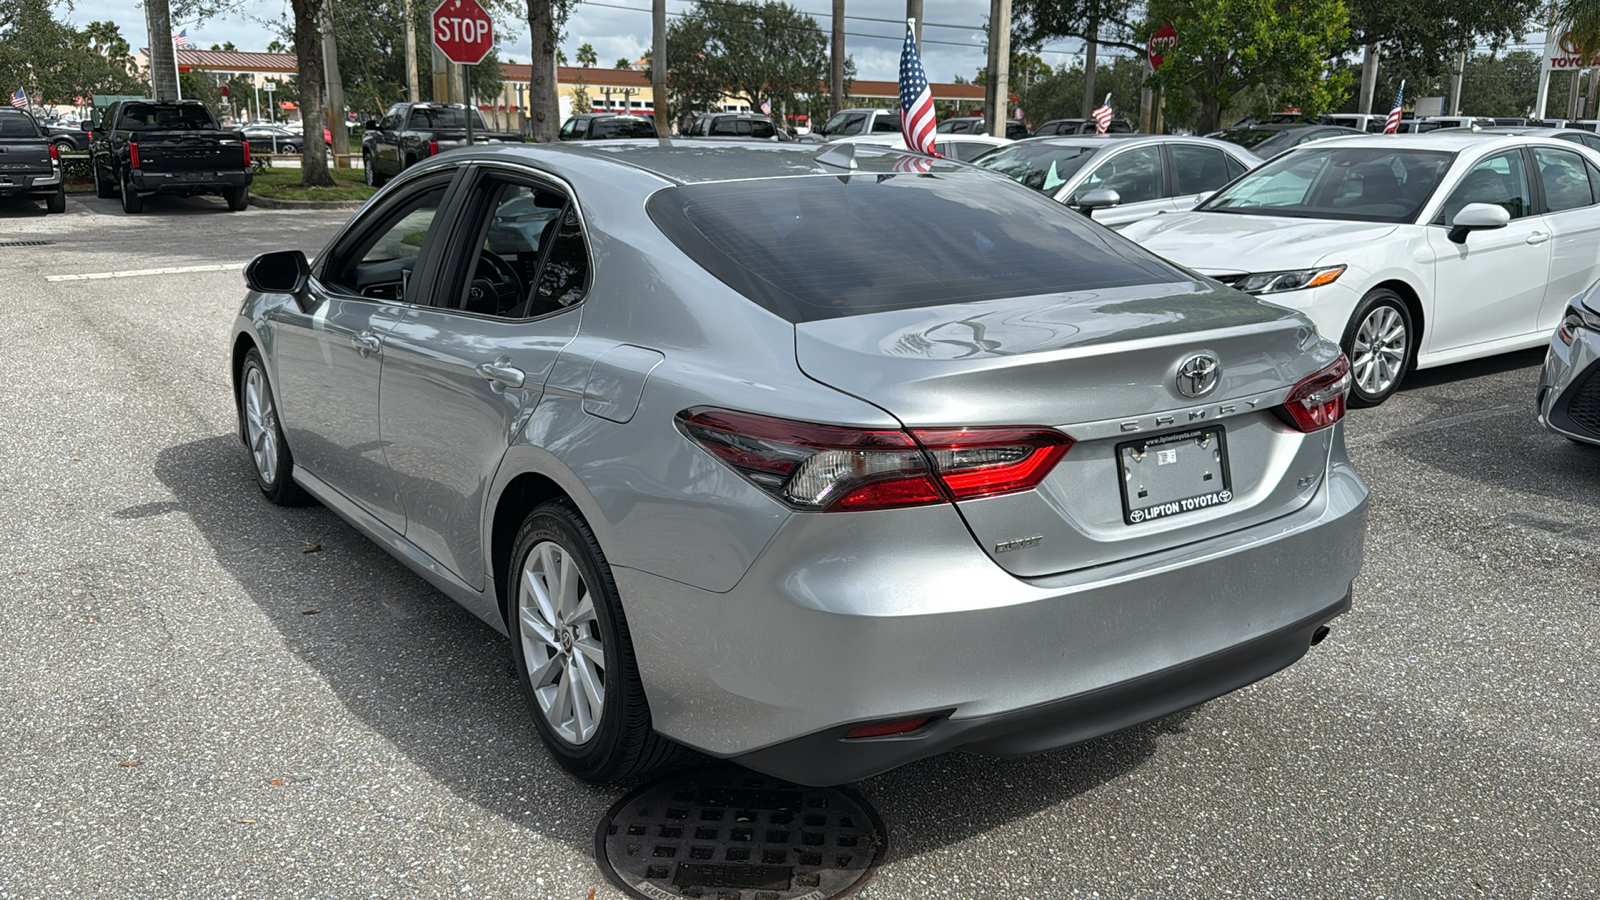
1176 353 1222 399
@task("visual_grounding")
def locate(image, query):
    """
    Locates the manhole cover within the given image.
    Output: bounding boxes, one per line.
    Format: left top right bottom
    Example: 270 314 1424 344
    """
596 769 886 900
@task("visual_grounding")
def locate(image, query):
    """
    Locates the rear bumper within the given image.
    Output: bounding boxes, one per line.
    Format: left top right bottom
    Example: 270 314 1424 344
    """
0 170 61 196
734 593 1347 785
129 170 250 193
616 435 1368 785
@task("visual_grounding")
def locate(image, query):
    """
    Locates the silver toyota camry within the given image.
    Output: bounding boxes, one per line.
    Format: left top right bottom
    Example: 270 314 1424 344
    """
230 141 1369 786
1537 278 1600 445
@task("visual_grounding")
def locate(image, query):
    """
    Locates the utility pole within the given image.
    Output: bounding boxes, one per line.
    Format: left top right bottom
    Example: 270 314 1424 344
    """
403 0 420 101
144 0 179 101
1448 51 1465 116
1358 42 1380 115
830 0 845 117
1082 15 1099 118
991 0 1010 136
321 0 349 160
652 0 669 136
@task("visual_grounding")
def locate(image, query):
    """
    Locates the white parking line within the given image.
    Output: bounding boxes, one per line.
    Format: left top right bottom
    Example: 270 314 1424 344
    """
46 263 247 282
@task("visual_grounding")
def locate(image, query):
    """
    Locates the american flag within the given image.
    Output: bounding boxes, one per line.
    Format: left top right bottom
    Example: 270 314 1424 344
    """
898 20 937 156
891 153 933 174
1383 81 1405 134
9 87 26 109
1091 94 1112 134
1014 105 1024 121
173 29 189 47
760 98 771 115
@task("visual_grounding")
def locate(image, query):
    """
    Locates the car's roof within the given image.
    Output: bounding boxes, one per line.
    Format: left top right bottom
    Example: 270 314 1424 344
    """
1305 133 1561 151
1017 134 1244 150
484 139 971 185
1474 126 1594 137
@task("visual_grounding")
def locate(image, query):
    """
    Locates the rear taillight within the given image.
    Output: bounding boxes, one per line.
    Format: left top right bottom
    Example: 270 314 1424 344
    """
677 408 1072 512
48 143 59 162
128 141 140 169
844 717 932 739
242 140 251 166
1283 355 1351 432
428 140 439 156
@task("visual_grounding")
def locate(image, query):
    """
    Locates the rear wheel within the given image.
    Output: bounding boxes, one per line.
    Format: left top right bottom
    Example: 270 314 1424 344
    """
507 501 680 782
1341 288 1413 408
45 186 66 213
119 170 143 213
93 160 114 199
223 185 248 211
239 349 307 506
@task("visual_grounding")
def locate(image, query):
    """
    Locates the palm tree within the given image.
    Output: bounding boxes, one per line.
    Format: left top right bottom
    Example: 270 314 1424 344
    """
1553 0 1600 54
576 42 598 67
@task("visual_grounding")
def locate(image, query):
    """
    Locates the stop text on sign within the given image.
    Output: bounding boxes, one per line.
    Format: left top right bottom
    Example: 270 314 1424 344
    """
436 16 489 45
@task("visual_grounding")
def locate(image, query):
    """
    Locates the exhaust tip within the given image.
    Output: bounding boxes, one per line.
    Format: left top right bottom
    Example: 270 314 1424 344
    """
1310 625 1331 646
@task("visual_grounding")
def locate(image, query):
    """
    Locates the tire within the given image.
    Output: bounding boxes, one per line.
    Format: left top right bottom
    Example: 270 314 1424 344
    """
280 143 298 156
363 151 385 187
93 160 114 198
239 349 307 506
506 501 680 782
53 139 75 155
46 186 66 213
119 170 143 213
223 185 248 211
1340 288 1414 408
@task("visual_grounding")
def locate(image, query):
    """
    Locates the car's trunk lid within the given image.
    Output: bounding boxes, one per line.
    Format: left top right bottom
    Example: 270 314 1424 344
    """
795 279 1343 577
133 130 248 173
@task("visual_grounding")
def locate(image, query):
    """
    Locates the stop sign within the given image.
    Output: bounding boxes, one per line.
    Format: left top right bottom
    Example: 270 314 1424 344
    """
1147 23 1177 72
432 0 494 65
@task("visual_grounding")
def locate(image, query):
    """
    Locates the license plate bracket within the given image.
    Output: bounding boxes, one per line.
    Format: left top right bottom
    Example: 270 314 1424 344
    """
1117 425 1233 525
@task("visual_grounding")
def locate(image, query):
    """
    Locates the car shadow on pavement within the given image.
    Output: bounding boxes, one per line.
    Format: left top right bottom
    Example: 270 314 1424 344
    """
0 196 52 217
145 433 1180 862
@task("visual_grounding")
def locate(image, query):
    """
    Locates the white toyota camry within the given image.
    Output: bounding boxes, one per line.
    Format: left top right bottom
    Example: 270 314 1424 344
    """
1121 133 1600 405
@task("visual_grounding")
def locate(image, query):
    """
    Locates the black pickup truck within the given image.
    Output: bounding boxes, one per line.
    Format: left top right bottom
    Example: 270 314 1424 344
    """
361 102 517 186
0 107 66 213
90 100 252 213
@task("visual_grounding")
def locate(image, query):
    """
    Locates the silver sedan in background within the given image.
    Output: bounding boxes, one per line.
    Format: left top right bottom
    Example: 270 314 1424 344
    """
1538 278 1600 445
972 134 1262 228
231 141 1367 786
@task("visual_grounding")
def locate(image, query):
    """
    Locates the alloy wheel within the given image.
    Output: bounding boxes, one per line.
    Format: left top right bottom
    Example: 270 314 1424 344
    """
518 541 605 745
1351 305 1407 397
243 365 279 485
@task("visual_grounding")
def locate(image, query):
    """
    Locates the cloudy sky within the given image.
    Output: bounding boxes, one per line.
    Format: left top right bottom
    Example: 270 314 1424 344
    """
59 0 1102 83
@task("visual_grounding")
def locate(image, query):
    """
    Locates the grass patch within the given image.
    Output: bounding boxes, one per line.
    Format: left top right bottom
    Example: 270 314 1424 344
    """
250 167 374 202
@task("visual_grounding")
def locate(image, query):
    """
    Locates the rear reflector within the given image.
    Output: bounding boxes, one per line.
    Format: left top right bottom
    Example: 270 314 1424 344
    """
48 143 59 162
1284 355 1351 432
428 140 439 156
844 717 931 739
677 408 1072 512
242 140 252 167
128 141 140 170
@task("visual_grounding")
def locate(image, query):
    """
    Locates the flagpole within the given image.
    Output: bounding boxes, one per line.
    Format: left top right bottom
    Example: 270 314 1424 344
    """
173 34 184 101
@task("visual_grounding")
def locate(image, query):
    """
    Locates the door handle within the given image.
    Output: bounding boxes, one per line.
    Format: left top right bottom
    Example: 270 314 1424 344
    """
350 331 382 356
1527 231 1551 245
475 357 526 389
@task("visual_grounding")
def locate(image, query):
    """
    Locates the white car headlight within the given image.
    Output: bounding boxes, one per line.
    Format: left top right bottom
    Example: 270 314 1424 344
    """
1232 265 1346 295
1559 304 1600 345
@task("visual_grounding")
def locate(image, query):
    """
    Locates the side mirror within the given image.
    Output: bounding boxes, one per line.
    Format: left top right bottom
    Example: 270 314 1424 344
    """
245 249 311 296
364 118 380 130
81 122 92 133
1076 188 1122 216
1447 202 1511 244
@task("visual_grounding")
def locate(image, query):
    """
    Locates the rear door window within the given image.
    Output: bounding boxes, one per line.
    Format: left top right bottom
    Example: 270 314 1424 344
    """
1073 145 1164 205
647 173 1181 322
1533 146 1595 211
1170 144 1236 195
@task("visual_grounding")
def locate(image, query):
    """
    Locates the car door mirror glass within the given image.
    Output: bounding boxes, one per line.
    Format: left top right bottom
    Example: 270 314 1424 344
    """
245 250 311 297
1447 202 1511 243
365 118 379 130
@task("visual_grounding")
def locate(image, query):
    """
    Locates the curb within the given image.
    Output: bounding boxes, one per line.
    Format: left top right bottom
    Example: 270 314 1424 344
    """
248 194 367 210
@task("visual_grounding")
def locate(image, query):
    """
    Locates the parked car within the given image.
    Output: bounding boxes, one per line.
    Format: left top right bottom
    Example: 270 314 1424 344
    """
823 131 1012 162
1537 277 1600 445
972 134 1261 228
558 113 659 140
805 107 901 141
1246 125 1369 159
89 99 252 213
1032 117 1136 136
229 140 1367 786
1417 115 1497 132
1467 126 1600 154
240 124 303 153
1121 134 1600 406
683 112 790 140
43 122 90 152
0 107 66 213
937 116 1031 139
1320 113 1388 133
361 102 518 187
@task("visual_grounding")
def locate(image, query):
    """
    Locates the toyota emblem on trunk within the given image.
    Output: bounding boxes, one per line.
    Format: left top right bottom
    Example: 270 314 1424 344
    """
1177 353 1221 398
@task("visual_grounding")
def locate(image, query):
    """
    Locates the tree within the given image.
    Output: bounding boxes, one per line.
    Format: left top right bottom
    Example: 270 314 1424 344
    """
1458 50 1542 117
1145 0 1354 134
668 0 829 119
576 42 597 66
524 0 574 141
0 1 146 104
1346 0 1542 77
615 56 633 68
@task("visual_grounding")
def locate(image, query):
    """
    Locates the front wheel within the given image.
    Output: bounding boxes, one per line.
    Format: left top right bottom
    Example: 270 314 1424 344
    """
223 185 248 211
506 502 680 782
363 151 385 187
239 349 307 506
93 159 114 198
1341 288 1414 408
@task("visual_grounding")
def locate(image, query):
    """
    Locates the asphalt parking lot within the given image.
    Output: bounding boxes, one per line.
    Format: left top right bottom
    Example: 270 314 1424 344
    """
1 195 1596 898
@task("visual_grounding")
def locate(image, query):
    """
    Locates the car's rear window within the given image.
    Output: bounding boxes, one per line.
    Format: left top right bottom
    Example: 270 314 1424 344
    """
0 112 40 137
590 117 658 139
119 103 218 131
647 173 1182 322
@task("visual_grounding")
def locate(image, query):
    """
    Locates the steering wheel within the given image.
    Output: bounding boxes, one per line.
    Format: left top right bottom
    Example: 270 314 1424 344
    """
470 250 525 315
